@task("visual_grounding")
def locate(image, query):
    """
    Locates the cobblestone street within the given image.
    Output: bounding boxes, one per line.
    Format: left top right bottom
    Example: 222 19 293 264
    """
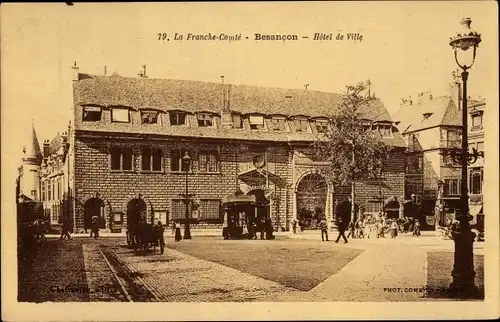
18 233 485 302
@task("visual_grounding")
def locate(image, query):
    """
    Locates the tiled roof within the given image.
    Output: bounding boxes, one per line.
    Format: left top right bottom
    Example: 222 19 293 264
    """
48 133 64 155
74 73 405 147
75 73 392 121
393 96 461 134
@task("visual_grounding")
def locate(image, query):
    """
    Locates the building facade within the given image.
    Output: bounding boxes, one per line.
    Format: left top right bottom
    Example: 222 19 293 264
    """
18 66 407 233
394 72 485 228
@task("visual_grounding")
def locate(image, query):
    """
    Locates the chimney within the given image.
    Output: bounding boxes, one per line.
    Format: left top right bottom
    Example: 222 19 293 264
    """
304 84 309 90
138 65 148 78
400 96 413 108
450 69 462 109
43 140 50 159
71 61 79 81
104 65 107 76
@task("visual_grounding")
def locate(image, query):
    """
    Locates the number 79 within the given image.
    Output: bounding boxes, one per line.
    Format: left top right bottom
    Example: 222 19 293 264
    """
157 33 168 41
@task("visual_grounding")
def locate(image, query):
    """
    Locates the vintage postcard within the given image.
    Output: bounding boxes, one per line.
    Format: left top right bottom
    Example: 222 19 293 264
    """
1 2 499 321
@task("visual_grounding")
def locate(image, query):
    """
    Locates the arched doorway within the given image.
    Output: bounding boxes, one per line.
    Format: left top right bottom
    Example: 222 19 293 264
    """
127 198 147 227
385 200 400 219
296 173 328 229
84 198 106 230
247 189 269 222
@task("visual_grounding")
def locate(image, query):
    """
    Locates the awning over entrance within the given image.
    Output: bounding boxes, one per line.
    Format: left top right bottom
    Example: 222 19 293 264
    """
18 194 37 203
238 168 285 187
222 194 256 205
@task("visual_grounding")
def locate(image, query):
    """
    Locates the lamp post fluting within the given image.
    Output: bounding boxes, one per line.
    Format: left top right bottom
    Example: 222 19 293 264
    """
447 17 482 297
183 151 192 240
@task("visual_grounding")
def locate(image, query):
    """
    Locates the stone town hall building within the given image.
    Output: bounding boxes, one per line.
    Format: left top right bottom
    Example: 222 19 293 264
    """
18 65 407 233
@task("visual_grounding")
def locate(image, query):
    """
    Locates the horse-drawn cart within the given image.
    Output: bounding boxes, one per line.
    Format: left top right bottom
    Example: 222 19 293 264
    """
126 222 165 254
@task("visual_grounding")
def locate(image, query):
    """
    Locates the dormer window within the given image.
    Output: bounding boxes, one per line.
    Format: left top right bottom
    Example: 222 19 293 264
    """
423 112 433 120
249 115 264 130
269 117 286 131
141 110 159 124
378 124 392 137
111 108 130 123
197 113 214 127
294 118 309 132
232 114 242 128
315 119 329 133
170 111 186 126
83 106 102 122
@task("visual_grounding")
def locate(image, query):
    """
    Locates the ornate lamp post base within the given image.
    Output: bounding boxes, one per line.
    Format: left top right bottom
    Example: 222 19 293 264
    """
450 229 480 298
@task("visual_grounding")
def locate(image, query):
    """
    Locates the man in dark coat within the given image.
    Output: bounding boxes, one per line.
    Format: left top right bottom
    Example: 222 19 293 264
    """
335 198 351 244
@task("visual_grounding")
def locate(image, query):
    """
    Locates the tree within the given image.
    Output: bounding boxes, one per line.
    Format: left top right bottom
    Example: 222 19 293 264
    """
314 81 391 223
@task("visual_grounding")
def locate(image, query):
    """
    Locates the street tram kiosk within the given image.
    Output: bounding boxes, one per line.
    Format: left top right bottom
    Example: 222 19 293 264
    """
222 194 256 240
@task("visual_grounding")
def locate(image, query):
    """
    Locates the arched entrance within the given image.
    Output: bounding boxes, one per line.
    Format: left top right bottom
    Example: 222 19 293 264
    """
127 198 147 227
385 200 400 219
296 173 328 229
84 198 106 230
247 189 269 222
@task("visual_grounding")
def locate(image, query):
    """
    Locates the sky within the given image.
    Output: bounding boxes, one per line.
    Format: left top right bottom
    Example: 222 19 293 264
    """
1 1 498 186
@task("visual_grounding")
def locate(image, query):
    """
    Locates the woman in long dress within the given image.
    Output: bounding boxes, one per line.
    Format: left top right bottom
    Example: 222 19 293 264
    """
174 221 182 241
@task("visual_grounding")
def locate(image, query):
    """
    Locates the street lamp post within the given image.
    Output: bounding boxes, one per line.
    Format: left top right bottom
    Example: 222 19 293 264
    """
182 151 192 240
446 17 483 297
435 180 444 235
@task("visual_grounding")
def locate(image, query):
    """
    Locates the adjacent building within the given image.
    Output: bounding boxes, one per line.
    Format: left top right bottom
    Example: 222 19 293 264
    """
393 71 485 228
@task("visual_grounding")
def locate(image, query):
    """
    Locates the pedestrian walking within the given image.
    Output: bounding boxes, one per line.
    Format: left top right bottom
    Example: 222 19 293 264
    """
413 218 421 236
319 217 329 241
59 216 72 240
91 215 99 239
355 218 364 239
292 219 298 234
335 216 348 244
346 220 355 239
390 220 398 238
174 221 182 241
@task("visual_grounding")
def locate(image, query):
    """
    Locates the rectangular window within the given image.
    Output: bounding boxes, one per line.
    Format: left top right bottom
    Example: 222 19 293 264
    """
171 199 187 220
111 108 130 123
110 147 134 171
170 149 190 172
232 114 242 128
249 115 264 130
52 180 55 200
170 112 186 126
152 149 162 171
41 183 45 202
444 179 461 195
269 118 286 131
477 141 484 153
111 147 121 170
197 113 213 127
141 148 162 171
378 125 392 137
141 148 151 171
294 118 309 132
82 106 102 122
153 211 169 226
315 120 329 133
122 148 133 170
141 111 159 124
198 199 221 220
469 168 483 195
471 114 483 130
365 201 382 213
199 151 219 173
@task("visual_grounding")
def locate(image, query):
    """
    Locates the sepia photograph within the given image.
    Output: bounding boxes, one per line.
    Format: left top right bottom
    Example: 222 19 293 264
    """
1 2 499 321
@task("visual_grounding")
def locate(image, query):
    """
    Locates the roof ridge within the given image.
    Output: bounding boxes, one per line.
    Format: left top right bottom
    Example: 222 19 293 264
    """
78 72 343 96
